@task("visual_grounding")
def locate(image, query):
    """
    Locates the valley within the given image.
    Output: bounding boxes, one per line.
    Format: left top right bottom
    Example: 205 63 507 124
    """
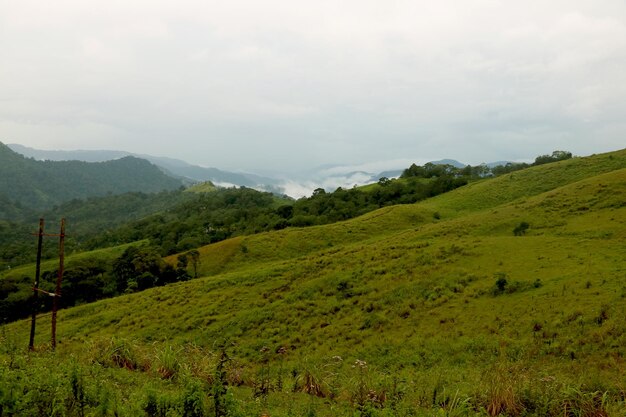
1 148 625 416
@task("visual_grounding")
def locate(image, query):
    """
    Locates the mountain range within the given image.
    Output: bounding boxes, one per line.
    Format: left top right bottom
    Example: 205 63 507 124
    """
9 143 484 197
8 143 282 190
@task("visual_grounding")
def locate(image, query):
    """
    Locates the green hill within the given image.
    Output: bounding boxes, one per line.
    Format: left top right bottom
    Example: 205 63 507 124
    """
2 149 626 416
0 142 183 215
185 181 218 193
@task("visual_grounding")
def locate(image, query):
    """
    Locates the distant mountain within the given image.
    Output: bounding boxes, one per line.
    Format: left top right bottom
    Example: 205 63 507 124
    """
0 142 183 216
372 170 404 181
429 159 466 168
7 144 130 163
8 144 281 190
486 160 515 168
7 144 518 198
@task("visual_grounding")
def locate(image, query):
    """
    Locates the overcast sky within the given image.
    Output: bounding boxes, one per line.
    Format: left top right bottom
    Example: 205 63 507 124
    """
1 0 625 174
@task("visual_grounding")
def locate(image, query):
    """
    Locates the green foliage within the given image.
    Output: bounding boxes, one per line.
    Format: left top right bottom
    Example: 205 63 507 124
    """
213 349 229 417
154 345 183 380
0 142 182 215
559 387 608 417
113 246 177 293
89 337 142 370
534 150 573 166
0 189 190 269
494 273 508 294
185 181 217 193
513 221 530 236
180 379 206 417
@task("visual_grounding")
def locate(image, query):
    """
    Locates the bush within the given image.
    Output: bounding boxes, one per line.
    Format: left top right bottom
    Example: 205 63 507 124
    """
181 379 206 417
513 222 529 236
494 274 508 295
89 337 142 370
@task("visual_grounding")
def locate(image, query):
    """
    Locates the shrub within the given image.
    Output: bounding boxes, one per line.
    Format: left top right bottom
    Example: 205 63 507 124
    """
89 337 141 370
143 390 177 417
513 222 529 236
181 379 206 417
494 273 508 295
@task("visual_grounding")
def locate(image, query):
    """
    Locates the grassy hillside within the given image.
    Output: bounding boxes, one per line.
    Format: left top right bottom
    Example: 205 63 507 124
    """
419 150 626 216
2 149 626 416
46 164 626 354
169 149 626 278
185 181 218 193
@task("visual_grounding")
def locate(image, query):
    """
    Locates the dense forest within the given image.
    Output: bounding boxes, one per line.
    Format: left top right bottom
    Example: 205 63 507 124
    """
0 142 183 214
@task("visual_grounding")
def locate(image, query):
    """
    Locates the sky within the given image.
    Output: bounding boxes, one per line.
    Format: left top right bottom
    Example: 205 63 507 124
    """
1 0 625 175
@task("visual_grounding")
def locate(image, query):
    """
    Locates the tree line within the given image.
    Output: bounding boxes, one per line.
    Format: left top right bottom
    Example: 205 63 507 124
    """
0 245 200 323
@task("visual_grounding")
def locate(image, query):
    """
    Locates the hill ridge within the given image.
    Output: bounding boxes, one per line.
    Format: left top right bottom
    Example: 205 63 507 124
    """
0 142 183 215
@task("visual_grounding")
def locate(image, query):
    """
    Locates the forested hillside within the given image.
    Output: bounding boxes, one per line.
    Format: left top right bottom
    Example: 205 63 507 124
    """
0 142 183 215
8 143 281 190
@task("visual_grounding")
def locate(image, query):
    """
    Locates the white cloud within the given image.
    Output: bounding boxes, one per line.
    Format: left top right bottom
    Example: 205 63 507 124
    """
1 0 625 172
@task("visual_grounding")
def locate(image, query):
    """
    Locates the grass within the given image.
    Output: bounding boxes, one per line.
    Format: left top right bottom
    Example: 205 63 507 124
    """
1 148 626 415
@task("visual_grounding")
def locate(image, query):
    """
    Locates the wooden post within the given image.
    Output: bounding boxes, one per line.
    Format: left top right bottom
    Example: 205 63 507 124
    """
51 218 65 350
28 218 45 351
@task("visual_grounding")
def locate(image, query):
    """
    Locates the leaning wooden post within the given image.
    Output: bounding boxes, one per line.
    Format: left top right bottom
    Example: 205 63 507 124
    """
51 218 65 350
28 218 45 351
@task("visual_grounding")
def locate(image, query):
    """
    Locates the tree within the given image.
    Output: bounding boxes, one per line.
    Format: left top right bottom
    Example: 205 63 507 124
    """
112 246 168 293
312 188 326 197
187 249 200 279
177 253 188 269
276 204 293 219
378 177 391 186
534 150 572 165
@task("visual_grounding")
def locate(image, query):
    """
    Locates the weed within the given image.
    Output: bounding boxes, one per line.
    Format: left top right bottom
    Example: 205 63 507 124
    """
89 337 141 370
68 364 88 417
561 387 609 417
482 363 525 416
440 390 473 417
213 347 229 417
295 368 328 398
154 345 182 380
595 305 609 326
